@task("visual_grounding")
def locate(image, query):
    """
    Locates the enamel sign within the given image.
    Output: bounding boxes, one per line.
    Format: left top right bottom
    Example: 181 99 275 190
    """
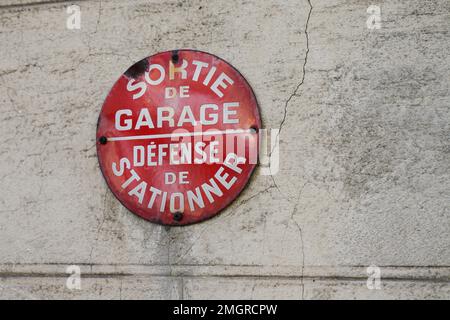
96 50 261 225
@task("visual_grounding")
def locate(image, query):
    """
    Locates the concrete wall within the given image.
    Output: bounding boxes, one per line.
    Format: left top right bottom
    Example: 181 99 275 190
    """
0 0 449 299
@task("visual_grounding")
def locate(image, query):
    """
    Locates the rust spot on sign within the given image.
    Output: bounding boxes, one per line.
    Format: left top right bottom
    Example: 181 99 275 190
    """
124 58 149 78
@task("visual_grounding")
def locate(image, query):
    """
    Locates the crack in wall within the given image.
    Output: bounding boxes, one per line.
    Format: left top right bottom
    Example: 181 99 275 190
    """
180 277 184 300
263 0 313 298
119 278 123 300
265 0 313 300
269 0 313 194
95 0 103 34
88 188 109 266
289 182 308 300
166 226 174 278
79 1 132 69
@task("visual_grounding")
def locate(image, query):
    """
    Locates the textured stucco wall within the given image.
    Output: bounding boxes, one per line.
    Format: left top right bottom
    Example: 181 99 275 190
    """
0 0 449 299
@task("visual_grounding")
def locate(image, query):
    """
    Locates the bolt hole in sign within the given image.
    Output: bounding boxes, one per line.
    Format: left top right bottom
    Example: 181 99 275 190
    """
97 50 261 226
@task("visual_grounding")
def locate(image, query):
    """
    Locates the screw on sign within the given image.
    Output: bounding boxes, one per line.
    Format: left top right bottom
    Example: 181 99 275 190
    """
96 50 261 226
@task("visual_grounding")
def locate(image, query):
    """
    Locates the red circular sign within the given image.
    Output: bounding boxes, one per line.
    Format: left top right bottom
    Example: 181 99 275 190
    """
96 50 261 225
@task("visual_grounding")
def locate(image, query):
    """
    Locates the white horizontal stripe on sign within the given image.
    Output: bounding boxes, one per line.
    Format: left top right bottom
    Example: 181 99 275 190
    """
107 129 256 141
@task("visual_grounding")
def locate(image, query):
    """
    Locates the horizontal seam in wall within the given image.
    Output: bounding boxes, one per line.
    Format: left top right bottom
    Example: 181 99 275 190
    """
0 0 91 10
0 273 449 283
2 263 450 268
0 264 449 282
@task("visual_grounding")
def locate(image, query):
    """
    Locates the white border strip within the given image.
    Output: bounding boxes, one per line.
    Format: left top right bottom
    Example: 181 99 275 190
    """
107 129 255 141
